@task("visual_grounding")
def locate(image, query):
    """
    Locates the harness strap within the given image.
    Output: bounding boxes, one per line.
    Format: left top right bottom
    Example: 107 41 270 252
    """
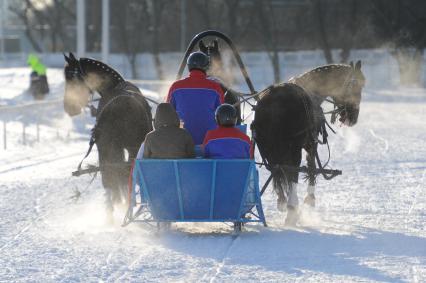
314 148 340 180
260 174 273 196
77 132 96 172
324 118 336 134
231 91 257 109
125 88 160 105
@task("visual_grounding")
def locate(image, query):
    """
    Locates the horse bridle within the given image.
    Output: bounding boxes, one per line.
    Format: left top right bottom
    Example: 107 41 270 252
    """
65 58 86 81
65 60 99 110
324 69 360 123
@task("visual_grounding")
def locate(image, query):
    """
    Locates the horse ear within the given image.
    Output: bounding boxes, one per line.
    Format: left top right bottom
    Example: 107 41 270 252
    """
69 52 77 61
213 39 218 50
199 40 207 53
63 53 70 63
355 60 362 70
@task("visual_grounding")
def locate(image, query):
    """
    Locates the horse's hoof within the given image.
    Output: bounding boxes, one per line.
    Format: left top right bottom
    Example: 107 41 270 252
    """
285 205 299 226
304 194 316 207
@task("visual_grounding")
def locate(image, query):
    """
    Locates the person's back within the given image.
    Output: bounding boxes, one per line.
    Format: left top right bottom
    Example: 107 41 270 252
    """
203 104 253 159
143 103 195 159
167 52 224 144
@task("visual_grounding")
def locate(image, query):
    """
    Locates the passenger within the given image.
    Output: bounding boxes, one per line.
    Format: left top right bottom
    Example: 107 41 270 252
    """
166 51 225 145
27 53 49 99
141 103 195 159
203 104 253 159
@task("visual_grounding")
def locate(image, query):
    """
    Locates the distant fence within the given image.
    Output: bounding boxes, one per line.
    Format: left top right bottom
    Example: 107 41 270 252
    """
0 98 69 150
0 81 166 150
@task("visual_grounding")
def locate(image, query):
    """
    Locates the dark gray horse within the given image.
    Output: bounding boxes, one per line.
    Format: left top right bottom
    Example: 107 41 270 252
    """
63 53 152 218
253 61 365 224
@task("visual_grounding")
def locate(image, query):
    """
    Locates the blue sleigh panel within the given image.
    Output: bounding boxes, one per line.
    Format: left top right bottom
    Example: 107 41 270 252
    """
137 161 181 220
178 161 213 219
213 161 250 219
127 159 265 226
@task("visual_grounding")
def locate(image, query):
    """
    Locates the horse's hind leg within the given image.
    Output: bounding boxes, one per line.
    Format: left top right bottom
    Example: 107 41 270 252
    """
285 148 302 226
304 143 317 207
97 141 125 220
273 167 287 212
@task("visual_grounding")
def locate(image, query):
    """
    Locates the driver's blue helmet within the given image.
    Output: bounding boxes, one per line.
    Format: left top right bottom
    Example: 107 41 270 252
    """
187 51 210 72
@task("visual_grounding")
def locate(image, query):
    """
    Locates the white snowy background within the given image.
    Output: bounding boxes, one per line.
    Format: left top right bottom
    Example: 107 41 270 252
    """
0 51 425 282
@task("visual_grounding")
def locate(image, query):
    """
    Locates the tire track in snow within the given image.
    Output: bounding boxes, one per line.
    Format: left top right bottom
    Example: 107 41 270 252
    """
0 151 86 175
201 235 240 283
0 176 75 253
0 190 52 253
369 129 389 154
404 168 426 232
100 233 146 283
0 210 51 253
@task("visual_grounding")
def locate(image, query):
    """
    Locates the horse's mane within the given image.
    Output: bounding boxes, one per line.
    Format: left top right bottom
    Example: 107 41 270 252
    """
298 64 351 79
80 57 125 83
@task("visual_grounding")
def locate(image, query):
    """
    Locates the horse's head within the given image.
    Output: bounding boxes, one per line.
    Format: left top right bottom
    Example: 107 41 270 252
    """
199 39 224 80
334 60 365 126
63 52 91 116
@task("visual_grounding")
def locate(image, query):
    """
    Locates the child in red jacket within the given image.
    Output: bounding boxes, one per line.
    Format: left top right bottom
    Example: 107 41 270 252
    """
203 104 253 159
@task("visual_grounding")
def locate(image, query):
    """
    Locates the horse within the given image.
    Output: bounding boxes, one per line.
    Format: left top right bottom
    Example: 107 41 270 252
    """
252 61 365 224
199 39 242 124
63 52 153 217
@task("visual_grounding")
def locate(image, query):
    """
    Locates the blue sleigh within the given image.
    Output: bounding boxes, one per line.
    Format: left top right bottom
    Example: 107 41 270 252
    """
123 159 267 232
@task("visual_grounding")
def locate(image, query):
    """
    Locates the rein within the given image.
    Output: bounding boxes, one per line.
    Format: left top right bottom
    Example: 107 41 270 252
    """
231 90 263 108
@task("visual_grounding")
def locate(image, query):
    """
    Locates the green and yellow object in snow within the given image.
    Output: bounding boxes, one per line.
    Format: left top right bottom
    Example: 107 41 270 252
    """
27 54 47 76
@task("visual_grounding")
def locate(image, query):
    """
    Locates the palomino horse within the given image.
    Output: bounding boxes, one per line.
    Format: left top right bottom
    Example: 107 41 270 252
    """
63 53 153 217
252 61 365 224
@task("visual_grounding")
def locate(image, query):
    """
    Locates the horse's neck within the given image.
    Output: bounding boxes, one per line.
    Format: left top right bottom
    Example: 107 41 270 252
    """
295 67 350 104
80 58 124 94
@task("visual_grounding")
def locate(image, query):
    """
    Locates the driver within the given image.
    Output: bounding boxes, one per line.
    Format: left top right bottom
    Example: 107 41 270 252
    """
166 51 225 144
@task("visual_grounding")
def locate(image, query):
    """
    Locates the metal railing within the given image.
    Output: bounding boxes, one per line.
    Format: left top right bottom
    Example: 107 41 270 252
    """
0 98 68 150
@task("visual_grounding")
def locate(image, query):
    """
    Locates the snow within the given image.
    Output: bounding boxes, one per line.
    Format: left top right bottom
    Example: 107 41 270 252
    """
1 60 426 282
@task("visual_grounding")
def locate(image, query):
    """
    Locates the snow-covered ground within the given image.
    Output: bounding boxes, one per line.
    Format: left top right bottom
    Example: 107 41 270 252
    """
0 66 425 282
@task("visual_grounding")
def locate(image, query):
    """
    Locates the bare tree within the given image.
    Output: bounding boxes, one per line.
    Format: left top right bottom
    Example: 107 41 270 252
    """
315 0 333 63
150 0 167 80
9 1 43 52
194 0 212 29
313 0 364 63
254 0 281 83
339 0 359 63
114 0 149 79
371 0 426 85
10 0 74 52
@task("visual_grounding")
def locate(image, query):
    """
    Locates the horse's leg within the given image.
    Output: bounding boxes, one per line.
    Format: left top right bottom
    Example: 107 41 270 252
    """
97 141 125 216
96 142 115 222
111 147 127 207
122 145 140 206
273 149 302 214
304 142 317 207
285 147 303 225
274 166 287 212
